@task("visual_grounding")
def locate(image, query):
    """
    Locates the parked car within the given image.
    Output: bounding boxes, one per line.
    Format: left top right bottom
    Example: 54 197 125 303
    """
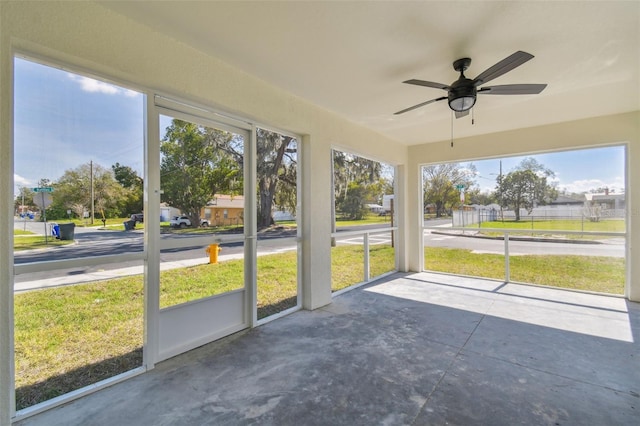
200 218 210 227
130 213 144 224
170 215 191 228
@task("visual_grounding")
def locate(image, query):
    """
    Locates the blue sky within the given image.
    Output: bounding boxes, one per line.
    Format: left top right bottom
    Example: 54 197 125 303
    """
13 57 626 197
13 58 144 194
468 146 625 194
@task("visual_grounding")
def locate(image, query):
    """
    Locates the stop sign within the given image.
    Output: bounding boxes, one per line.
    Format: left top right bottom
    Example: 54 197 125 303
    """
32 192 53 209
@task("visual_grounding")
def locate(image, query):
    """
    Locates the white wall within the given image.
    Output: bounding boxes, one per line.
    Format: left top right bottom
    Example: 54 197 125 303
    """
407 111 640 300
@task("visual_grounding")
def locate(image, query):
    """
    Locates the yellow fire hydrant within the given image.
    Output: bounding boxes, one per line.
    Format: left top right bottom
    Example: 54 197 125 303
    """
205 244 221 264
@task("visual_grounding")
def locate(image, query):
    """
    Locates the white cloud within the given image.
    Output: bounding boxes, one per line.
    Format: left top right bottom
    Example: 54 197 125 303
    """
68 74 139 97
14 174 32 196
14 174 31 187
561 177 625 193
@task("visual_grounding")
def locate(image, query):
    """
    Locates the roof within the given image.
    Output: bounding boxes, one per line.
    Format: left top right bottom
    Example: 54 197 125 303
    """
207 194 244 209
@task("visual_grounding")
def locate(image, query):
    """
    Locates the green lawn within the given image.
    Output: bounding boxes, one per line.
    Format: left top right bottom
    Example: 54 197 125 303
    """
425 247 625 294
335 215 392 227
331 244 395 291
13 235 74 251
474 219 625 232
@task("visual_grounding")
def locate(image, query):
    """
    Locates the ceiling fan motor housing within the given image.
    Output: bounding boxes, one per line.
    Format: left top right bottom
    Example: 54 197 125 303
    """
448 77 477 112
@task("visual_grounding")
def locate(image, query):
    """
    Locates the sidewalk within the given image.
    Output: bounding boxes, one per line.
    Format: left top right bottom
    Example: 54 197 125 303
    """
429 229 604 245
14 246 297 292
14 253 244 292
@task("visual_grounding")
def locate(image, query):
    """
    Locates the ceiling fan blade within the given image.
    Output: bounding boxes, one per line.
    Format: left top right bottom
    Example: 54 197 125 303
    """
472 51 534 86
403 79 450 90
394 96 447 115
455 110 469 119
478 84 547 95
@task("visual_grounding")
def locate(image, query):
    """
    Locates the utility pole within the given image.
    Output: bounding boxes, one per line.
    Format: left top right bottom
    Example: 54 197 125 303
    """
22 191 26 231
90 160 95 224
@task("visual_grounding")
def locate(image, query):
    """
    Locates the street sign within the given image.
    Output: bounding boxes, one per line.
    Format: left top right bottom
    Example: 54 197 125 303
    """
456 184 465 190
33 187 54 193
33 192 53 209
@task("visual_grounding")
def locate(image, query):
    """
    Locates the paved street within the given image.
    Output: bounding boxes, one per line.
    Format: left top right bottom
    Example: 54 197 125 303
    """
13 217 625 292
425 230 625 257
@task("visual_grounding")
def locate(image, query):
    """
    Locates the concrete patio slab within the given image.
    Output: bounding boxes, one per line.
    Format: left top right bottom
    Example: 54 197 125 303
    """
16 272 639 425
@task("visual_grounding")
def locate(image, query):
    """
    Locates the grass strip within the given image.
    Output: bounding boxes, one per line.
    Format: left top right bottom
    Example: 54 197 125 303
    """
331 244 396 291
425 247 624 294
473 219 625 232
14 236 74 251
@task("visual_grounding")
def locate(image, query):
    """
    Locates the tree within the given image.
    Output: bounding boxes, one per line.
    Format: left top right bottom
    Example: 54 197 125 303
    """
211 127 298 228
112 163 143 216
333 151 381 200
423 163 477 217
160 119 241 226
255 129 297 228
48 162 126 220
333 151 384 220
496 158 558 220
339 182 369 220
467 190 496 206
14 186 35 215
112 163 141 188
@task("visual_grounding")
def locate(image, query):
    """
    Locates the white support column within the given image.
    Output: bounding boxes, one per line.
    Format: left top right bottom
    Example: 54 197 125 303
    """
246 126 258 327
627 141 640 302
406 162 423 272
394 164 411 272
143 95 160 369
301 135 332 310
0 17 15 423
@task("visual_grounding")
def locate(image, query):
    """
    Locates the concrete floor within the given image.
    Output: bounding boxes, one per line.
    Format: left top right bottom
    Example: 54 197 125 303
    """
17 272 640 425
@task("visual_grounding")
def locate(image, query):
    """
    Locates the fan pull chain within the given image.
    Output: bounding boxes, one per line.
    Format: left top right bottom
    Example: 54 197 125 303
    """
450 110 454 148
472 108 475 125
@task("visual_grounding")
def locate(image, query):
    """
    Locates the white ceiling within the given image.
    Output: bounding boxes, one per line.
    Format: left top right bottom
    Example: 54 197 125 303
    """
101 1 639 145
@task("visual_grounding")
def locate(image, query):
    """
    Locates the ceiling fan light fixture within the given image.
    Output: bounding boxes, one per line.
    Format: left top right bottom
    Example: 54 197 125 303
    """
448 80 477 112
449 95 476 112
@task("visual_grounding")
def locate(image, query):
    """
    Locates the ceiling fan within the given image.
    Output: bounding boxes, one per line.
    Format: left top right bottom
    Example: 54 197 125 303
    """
395 51 547 118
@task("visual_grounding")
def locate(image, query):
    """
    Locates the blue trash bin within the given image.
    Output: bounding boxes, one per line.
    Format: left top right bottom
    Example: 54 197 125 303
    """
52 223 60 239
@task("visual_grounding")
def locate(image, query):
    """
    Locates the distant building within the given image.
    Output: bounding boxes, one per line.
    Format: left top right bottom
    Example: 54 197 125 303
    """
201 194 244 226
585 192 625 211
160 203 181 222
366 203 385 214
382 194 394 212
549 194 584 206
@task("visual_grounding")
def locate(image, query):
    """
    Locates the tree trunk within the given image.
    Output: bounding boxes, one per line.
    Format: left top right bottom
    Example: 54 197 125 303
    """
257 137 291 228
258 184 274 228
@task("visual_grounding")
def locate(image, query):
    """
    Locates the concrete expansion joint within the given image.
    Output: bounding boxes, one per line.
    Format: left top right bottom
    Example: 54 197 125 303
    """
411 301 494 425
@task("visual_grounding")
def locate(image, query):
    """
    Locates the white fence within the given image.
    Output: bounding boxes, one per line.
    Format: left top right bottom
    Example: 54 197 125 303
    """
453 206 625 227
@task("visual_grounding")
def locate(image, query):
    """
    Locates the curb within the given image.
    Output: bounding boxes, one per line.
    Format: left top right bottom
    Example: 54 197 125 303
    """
430 230 602 245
